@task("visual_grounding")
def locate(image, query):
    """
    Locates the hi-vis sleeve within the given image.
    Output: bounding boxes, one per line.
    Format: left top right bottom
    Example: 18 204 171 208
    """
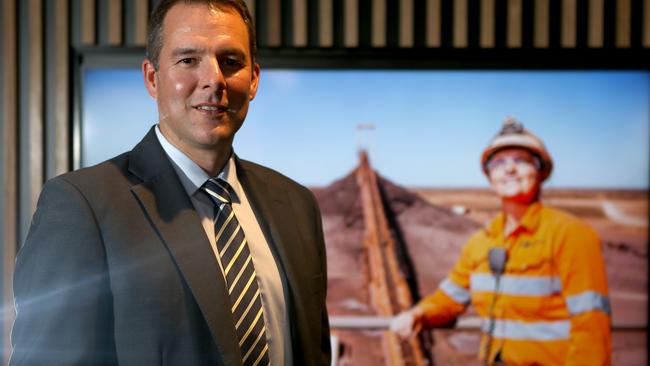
415 241 475 328
556 222 612 366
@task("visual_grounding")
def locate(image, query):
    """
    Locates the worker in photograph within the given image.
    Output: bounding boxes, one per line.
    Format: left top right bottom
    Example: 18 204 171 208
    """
391 118 611 365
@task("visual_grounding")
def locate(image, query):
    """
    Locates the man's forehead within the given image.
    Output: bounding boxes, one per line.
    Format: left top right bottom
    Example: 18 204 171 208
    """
162 4 248 41
159 3 251 54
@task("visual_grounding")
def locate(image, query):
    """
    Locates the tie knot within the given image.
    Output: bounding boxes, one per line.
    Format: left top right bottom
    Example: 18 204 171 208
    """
203 178 232 205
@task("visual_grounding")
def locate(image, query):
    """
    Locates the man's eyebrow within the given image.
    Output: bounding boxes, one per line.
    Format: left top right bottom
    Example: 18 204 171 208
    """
170 47 248 59
219 48 247 58
170 47 205 57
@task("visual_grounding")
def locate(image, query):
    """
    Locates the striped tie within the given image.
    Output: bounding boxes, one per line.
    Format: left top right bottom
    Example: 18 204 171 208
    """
202 178 270 366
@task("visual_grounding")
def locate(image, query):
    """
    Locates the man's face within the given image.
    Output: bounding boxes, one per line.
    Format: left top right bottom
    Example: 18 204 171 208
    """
142 3 259 154
487 148 541 203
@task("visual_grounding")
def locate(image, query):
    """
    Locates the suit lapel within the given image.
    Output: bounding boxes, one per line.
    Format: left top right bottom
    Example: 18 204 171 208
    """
128 128 243 366
235 159 311 342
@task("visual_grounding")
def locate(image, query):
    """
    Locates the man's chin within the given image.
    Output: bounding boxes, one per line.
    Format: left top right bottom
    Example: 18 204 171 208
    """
496 188 536 202
205 121 242 140
494 185 521 197
195 135 234 150
194 124 233 140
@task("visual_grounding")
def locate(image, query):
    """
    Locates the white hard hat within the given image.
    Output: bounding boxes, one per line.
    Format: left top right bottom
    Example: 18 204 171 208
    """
481 117 553 181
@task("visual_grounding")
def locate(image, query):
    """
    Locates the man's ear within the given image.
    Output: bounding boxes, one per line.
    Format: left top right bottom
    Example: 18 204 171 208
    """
142 59 158 99
248 63 260 101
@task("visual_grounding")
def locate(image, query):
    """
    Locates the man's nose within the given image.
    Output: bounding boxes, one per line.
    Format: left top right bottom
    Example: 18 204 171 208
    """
200 57 226 91
503 158 517 172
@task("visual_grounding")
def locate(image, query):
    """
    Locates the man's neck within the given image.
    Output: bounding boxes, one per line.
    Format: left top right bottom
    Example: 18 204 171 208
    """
501 199 535 238
158 125 232 177
184 145 232 177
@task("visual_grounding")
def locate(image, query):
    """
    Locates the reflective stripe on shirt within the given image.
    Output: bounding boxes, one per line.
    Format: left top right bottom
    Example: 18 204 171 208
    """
566 291 611 316
470 273 562 296
440 278 471 305
481 318 571 341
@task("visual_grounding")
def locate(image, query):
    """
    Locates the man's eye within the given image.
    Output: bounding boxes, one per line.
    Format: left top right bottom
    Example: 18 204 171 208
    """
223 58 242 68
178 58 196 65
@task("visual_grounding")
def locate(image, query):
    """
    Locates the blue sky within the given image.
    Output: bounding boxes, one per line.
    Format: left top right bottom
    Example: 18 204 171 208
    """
83 69 649 188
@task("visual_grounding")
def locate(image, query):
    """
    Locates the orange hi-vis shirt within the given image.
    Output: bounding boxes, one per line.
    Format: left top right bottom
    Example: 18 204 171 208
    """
416 203 611 366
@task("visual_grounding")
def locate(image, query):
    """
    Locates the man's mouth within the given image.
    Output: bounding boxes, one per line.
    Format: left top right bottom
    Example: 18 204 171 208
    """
194 104 229 113
196 105 219 111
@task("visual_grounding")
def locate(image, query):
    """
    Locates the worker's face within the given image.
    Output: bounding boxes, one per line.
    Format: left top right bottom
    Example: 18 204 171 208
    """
142 3 259 154
487 148 541 204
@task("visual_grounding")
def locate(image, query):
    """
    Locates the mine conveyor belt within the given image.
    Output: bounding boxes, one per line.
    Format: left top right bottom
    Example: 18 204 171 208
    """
355 150 429 366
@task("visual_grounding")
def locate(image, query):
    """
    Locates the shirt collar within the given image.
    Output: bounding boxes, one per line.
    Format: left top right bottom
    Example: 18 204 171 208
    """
154 125 242 203
519 202 543 231
485 202 543 238
216 155 243 204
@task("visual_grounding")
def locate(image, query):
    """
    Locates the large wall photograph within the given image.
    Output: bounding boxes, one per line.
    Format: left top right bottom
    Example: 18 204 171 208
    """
83 69 648 365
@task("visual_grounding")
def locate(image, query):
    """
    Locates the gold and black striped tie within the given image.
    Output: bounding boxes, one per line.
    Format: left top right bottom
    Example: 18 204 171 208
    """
202 178 270 366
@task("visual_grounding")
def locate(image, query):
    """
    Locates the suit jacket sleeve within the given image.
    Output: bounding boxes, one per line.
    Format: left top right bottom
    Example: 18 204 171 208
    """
11 177 117 366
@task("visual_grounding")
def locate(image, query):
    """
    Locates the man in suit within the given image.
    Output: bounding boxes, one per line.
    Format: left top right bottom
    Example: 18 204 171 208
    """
11 0 331 365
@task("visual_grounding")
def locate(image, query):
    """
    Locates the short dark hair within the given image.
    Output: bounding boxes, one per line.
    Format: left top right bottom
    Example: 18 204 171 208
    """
146 0 257 70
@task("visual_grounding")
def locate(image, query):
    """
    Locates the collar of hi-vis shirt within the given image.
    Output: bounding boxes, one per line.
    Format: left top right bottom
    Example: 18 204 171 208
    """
485 202 543 241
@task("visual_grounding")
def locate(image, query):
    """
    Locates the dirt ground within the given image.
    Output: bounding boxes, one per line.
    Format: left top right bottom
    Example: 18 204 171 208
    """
313 171 648 366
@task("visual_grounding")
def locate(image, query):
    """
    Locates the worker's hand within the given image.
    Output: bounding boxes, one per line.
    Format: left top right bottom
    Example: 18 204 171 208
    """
391 308 422 340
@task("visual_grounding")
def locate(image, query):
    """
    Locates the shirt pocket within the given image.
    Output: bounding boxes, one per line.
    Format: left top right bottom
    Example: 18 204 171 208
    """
502 241 560 317
506 239 554 275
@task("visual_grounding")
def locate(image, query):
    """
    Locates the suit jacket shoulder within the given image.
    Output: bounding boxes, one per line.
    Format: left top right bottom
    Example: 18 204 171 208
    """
237 158 315 198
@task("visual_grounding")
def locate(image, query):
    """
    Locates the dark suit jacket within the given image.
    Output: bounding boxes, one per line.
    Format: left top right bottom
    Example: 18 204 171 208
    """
11 128 331 365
